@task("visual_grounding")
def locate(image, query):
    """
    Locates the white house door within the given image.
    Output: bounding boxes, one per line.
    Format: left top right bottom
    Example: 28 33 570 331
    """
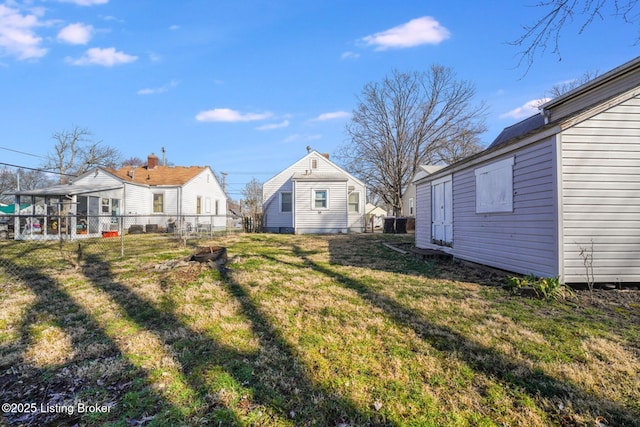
431 176 453 245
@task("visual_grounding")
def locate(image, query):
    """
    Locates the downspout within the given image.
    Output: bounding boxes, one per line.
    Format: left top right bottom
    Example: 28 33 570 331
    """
292 180 296 234
178 186 182 221
554 132 565 282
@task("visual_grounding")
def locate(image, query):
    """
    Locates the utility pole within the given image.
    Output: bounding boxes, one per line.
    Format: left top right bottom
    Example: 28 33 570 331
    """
220 172 228 194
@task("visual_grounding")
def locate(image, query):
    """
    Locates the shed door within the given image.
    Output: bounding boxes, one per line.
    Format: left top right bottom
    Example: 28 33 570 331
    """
431 176 452 245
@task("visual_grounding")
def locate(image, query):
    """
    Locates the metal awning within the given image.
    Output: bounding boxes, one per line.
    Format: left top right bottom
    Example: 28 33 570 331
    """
5 183 124 197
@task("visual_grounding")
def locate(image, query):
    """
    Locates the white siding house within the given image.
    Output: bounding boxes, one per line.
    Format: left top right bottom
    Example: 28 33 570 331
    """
263 151 366 234
8 154 227 239
402 165 445 218
415 56 640 284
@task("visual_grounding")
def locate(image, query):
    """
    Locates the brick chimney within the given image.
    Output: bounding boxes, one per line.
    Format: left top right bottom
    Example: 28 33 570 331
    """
321 152 330 160
147 153 159 169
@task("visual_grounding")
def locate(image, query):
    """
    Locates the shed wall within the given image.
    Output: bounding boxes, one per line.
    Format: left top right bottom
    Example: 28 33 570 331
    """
415 180 432 248
451 138 558 277
560 95 640 283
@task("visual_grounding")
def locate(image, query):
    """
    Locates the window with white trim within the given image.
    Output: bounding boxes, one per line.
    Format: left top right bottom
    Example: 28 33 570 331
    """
153 193 164 213
314 190 328 209
280 192 292 212
348 192 360 213
475 157 514 213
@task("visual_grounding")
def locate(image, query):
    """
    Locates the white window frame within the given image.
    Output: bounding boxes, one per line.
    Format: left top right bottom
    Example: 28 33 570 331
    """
280 192 292 213
348 191 360 213
313 189 329 210
310 158 318 170
153 193 164 213
475 157 514 214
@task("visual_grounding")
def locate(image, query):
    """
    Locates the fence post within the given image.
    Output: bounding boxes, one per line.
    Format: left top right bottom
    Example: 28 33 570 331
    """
120 215 124 257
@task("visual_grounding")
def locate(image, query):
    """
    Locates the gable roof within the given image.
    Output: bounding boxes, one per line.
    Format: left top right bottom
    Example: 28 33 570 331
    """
107 165 207 186
265 150 365 188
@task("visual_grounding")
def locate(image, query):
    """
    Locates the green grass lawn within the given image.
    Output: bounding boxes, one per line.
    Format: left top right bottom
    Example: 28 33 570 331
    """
1 233 639 426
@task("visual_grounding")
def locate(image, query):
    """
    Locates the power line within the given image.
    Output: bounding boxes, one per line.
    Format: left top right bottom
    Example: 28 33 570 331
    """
0 162 76 177
0 146 48 160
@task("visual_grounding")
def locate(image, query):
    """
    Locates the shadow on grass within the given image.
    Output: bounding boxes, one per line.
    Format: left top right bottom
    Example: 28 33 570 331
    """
310 239 639 426
79 252 384 426
325 234 508 286
0 259 182 426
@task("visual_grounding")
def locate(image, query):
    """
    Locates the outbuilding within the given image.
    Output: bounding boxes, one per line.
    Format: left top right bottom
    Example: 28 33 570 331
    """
415 56 640 284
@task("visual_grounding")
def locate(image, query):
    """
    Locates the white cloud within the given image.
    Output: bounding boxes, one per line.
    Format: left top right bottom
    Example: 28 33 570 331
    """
196 108 273 122
57 22 93 44
0 4 47 60
500 98 550 120
257 120 289 130
282 134 321 144
137 80 179 95
312 111 350 121
58 0 108 6
66 47 137 66
169 24 180 31
361 16 450 50
341 51 360 60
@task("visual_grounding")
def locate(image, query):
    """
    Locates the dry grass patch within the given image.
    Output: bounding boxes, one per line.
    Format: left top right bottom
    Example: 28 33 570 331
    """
1 233 639 426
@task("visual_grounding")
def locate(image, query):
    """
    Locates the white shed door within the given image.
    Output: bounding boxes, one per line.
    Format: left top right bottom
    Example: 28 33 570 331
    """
431 176 452 245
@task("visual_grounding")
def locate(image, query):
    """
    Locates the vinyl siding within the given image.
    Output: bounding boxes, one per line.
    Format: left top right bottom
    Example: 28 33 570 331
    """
122 184 148 214
347 190 365 232
182 170 227 228
264 181 294 231
415 180 432 248
560 95 640 283
75 170 123 188
451 138 558 277
263 152 365 233
294 180 348 234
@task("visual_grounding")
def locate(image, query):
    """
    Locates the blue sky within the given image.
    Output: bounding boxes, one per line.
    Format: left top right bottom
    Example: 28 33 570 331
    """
1 0 638 199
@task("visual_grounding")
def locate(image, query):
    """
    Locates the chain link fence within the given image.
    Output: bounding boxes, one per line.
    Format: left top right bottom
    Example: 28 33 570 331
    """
0 213 240 283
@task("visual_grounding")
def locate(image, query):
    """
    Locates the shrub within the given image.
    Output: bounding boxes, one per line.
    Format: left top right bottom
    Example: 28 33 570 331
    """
505 275 574 301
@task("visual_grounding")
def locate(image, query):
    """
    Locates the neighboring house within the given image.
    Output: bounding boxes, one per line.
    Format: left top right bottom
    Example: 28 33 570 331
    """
263 150 366 234
401 165 445 217
415 56 640 284
365 203 387 230
6 153 227 239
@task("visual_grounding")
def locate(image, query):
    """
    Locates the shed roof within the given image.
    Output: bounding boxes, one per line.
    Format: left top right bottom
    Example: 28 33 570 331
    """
487 114 546 150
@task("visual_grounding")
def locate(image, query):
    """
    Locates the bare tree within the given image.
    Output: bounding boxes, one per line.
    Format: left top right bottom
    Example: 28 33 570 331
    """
0 167 54 204
546 70 600 98
241 177 263 216
43 126 121 183
338 66 487 216
121 157 145 167
513 0 639 69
